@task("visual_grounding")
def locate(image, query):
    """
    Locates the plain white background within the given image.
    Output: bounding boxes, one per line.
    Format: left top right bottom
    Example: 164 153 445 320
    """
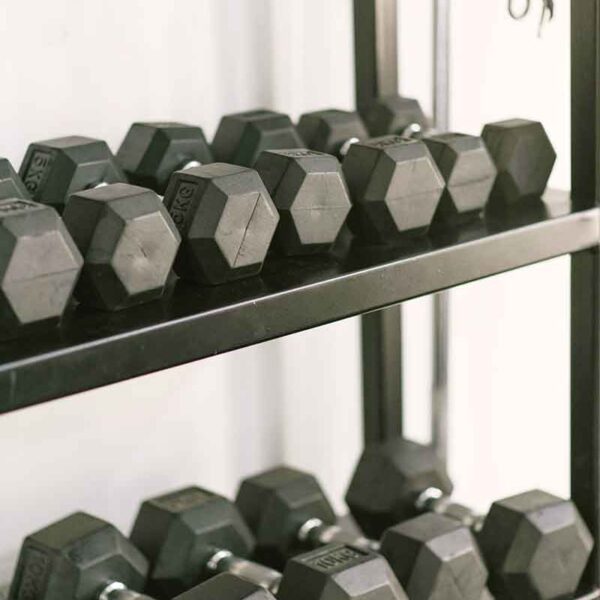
0 0 570 586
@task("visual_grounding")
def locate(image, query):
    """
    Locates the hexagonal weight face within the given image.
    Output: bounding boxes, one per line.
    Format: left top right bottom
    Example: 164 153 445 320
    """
380 513 488 600
297 110 368 158
212 110 304 167
343 136 444 244
131 486 255 598
164 163 279 284
345 438 453 539
236 466 338 568
0 158 30 200
424 133 497 227
117 122 214 194
0 198 82 339
19 136 126 213
477 490 593 599
254 149 351 255
481 119 556 205
360 95 428 138
173 575 276 600
278 545 408 600
63 183 180 311
9 512 148 600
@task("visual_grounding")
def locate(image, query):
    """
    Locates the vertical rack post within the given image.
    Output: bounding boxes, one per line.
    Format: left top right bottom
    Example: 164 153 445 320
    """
431 0 451 464
354 0 404 444
571 0 600 591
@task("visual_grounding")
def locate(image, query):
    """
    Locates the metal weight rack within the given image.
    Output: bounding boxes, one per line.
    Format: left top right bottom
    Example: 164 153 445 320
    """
0 0 599 597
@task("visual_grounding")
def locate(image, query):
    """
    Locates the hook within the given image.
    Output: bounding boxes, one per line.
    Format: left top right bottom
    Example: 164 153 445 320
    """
508 0 530 20
508 0 554 36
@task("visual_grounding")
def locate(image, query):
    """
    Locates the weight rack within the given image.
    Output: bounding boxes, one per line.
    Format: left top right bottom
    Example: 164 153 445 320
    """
0 1 599 598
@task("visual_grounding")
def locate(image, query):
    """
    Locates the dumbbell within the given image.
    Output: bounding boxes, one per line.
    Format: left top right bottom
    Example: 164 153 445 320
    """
482 118 556 206
9 512 270 600
236 466 489 600
9 512 152 600
359 95 429 139
116 118 345 258
341 135 445 244
130 485 408 600
20 136 126 213
163 163 279 283
0 159 82 338
297 110 369 159
346 437 593 599
18 135 185 310
212 109 304 167
117 122 213 195
18 136 181 310
253 149 351 256
296 103 493 240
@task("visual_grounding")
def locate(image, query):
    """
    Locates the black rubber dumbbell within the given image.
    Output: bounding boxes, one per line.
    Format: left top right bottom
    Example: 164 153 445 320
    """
0 158 30 200
117 122 214 195
0 188 82 339
62 183 181 310
20 136 126 213
254 149 351 256
297 110 369 159
174 574 276 600
9 513 267 600
0 158 83 339
359 95 429 139
130 485 409 600
163 163 279 284
346 437 594 599
482 118 556 207
342 135 445 244
236 466 489 600
212 110 304 167
10 512 152 600
18 136 182 310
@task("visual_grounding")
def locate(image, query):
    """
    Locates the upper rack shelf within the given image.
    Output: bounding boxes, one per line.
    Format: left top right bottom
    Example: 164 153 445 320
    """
0 190 597 414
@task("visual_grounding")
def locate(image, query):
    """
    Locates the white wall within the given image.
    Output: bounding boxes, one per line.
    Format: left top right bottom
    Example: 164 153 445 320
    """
0 0 571 586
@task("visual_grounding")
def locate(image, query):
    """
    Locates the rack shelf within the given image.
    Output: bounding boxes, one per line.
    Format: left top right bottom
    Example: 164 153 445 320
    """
0 191 596 414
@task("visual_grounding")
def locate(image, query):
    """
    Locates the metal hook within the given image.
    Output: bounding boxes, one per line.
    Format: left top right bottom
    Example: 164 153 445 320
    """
508 0 530 19
508 0 554 36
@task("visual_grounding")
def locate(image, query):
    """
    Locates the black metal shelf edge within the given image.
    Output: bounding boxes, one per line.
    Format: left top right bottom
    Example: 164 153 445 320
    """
0 191 597 413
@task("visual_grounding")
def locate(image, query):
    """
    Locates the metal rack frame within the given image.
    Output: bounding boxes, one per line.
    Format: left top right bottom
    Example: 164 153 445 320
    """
0 1 598 596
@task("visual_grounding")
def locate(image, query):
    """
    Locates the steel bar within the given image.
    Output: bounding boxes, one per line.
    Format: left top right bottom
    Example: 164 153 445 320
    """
571 1 600 590
354 0 405 444
431 0 451 463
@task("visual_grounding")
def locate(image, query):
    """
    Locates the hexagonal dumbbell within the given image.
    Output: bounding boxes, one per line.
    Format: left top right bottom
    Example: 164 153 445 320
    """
62 183 180 310
0 158 30 200
173 575 276 600
130 486 408 600
346 437 594 599
0 196 82 339
163 163 279 284
482 119 556 206
212 110 304 167
253 149 351 255
19 136 126 213
359 95 429 139
10 513 265 600
9 512 152 600
117 122 213 194
236 466 489 600
342 135 444 244
423 133 497 227
297 110 369 159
